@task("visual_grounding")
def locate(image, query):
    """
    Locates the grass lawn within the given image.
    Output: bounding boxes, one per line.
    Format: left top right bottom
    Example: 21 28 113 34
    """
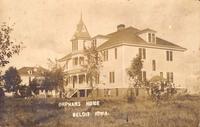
0 95 200 127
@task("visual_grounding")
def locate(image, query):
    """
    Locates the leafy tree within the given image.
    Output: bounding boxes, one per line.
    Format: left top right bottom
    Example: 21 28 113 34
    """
83 45 102 89
0 88 4 98
29 78 40 95
43 67 64 92
3 67 22 92
18 85 32 98
126 55 143 99
127 55 143 86
0 23 21 67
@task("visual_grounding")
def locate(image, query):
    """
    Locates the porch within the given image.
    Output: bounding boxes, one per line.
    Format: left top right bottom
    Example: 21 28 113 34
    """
65 73 91 89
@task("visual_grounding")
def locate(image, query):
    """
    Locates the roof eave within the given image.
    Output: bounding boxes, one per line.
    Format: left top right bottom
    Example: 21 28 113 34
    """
97 42 187 52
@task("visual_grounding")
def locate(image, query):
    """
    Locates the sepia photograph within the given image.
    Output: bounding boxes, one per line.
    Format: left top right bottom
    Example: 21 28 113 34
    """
0 0 200 127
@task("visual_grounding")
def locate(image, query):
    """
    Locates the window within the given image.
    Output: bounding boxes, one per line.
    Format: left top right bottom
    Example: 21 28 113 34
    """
166 51 169 61
72 40 78 51
139 48 142 58
160 72 163 78
148 33 156 43
73 57 78 66
166 51 173 61
115 48 117 59
148 33 151 42
65 61 68 69
170 51 173 61
167 72 174 82
95 74 100 84
142 71 146 81
79 57 84 65
171 72 174 82
83 41 85 49
152 60 156 71
139 48 146 59
92 39 97 47
116 88 119 96
143 48 146 59
103 50 108 61
152 33 156 43
109 72 115 83
79 75 85 84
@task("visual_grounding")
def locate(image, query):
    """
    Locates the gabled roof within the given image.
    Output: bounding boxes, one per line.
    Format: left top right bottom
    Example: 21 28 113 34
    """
97 26 186 51
57 53 72 62
71 15 91 40
137 28 157 34
18 66 47 76
92 34 108 39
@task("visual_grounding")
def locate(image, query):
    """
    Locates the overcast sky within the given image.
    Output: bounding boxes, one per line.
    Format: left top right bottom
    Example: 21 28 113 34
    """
0 0 200 70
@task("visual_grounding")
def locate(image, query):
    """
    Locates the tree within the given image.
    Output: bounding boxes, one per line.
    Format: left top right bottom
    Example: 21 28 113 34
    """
29 78 40 95
83 45 102 89
0 23 21 67
18 85 32 98
127 55 143 86
43 67 64 92
3 67 22 92
126 55 143 99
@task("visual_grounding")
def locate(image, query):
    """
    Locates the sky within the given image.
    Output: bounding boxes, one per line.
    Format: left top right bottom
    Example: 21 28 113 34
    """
0 0 200 71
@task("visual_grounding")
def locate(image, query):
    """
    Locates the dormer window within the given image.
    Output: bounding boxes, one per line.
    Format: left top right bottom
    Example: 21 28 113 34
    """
148 33 156 43
137 28 157 44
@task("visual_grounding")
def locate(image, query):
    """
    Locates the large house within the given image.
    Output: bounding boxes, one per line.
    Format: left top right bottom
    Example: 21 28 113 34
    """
58 16 186 97
18 66 47 86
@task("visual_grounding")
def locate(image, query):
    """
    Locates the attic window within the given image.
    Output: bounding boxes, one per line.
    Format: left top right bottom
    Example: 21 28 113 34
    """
148 33 156 43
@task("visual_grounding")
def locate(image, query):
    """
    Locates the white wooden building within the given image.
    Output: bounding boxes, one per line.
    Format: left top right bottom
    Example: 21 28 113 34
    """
58 16 186 97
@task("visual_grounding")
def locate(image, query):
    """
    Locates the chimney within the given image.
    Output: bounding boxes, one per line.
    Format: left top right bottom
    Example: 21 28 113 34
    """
117 24 125 31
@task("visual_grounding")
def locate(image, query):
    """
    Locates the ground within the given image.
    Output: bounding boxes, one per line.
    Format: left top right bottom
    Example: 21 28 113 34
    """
0 95 200 127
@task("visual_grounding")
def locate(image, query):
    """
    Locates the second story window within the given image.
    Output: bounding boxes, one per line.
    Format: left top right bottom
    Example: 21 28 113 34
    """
139 48 146 59
115 48 117 59
65 61 68 69
72 40 78 51
79 57 84 65
73 57 78 66
148 33 151 42
109 72 115 83
166 51 173 61
152 33 156 43
103 50 108 61
92 39 97 47
152 60 156 71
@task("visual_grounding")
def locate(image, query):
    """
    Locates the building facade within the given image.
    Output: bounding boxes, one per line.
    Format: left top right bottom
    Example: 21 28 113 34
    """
18 66 47 86
58 17 186 98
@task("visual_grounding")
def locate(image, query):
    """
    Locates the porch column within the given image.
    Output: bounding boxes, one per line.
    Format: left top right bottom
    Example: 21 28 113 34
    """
69 75 71 85
85 89 87 97
77 74 79 85
78 56 80 67
84 73 87 85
